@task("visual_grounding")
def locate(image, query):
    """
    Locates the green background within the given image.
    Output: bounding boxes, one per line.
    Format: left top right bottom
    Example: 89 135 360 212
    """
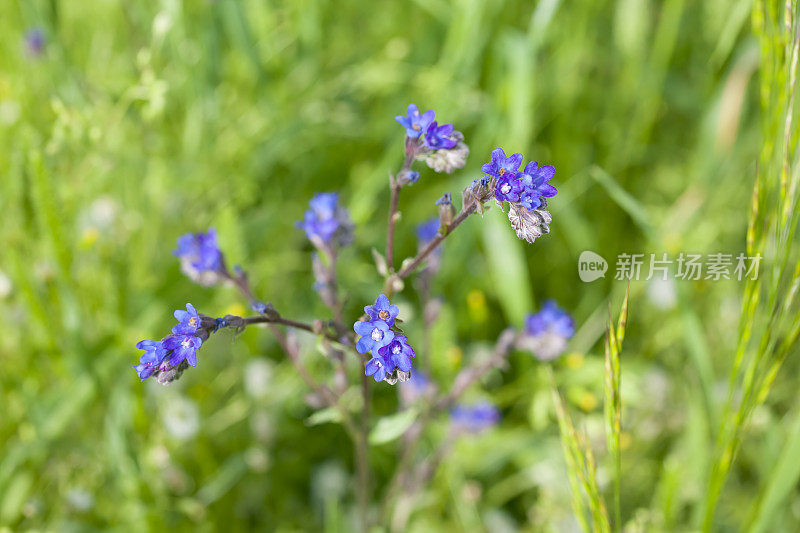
0 0 788 530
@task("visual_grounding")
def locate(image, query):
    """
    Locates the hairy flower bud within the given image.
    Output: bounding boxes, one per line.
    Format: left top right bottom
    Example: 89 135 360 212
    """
507 203 551 244
396 169 420 186
436 193 455 227
155 360 190 385
417 131 469 174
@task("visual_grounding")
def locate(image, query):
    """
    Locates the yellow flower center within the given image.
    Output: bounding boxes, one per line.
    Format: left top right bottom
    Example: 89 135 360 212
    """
379 310 389 320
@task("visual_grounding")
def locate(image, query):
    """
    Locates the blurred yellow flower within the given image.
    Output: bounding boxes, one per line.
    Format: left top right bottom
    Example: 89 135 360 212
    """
224 303 247 317
565 352 584 369
467 289 487 323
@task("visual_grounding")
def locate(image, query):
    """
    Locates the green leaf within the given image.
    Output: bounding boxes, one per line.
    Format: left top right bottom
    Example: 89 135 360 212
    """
306 407 342 426
481 209 533 323
368 409 418 445
747 408 800 533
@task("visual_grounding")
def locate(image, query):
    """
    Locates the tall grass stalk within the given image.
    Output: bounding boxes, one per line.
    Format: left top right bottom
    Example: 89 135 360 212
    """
604 286 628 531
702 2 800 529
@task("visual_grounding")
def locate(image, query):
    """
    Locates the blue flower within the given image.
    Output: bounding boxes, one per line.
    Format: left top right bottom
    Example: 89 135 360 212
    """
297 192 353 246
450 402 501 432
494 174 524 203
163 334 203 367
172 303 200 335
519 161 557 210
423 121 458 150
365 354 392 382
354 319 395 356
25 28 45 56
364 294 399 327
309 192 338 219
416 218 441 243
526 300 574 338
395 103 435 139
481 148 523 179
397 169 420 186
522 300 575 361
378 335 415 372
133 340 167 381
174 229 224 285
434 193 451 206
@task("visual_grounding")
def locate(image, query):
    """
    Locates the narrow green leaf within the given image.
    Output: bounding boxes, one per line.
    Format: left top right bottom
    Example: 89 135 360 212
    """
747 408 800 533
481 208 533 323
306 407 343 426
369 409 418 445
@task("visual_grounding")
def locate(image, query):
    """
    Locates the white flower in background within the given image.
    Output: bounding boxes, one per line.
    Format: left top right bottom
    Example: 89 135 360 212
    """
245 447 271 473
161 396 200 440
0 269 12 298
0 100 21 125
87 196 119 229
311 461 348 505
152 12 173 40
646 277 677 310
250 410 275 443
66 488 94 511
244 358 273 398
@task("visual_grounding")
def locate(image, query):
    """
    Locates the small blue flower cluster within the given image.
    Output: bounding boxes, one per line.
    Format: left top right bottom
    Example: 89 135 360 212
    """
133 304 206 384
396 104 469 174
25 28 46 57
354 295 416 383
477 148 558 243
174 229 224 286
395 104 456 149
450 401 501 433
482 148 558 211
416 218 441 244
521 300 575 361
297 192 354 248
526 300 575 338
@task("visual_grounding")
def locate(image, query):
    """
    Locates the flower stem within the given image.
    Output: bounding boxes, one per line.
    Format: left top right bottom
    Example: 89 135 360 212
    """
381 328 517 523
264 322 359 439
396 202 478 281
385 180 401 270
385 144 416 273
356 365 371 532
434 328 518 410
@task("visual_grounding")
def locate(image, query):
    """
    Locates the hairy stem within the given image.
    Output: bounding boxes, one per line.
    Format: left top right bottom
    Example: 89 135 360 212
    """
356 366 371 532
434 328 517 410
396 203 477 280
265 322 358 439
381 328 518 522
386 180 401 270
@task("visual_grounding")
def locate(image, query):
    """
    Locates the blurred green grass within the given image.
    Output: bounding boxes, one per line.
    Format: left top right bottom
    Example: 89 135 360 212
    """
0 0 791 530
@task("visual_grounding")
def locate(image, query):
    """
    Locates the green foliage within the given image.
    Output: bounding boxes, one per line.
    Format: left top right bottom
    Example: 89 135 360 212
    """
0 0 797 530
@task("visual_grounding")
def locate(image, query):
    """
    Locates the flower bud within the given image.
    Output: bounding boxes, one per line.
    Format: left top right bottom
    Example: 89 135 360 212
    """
416 132 469 174
221 314 245 329
155 360 189 385
396 169 420 186
435 193 455 227
507 203 552 244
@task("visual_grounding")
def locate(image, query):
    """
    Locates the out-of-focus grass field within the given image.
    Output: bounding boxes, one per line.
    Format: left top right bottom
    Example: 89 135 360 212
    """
2 0 799 531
